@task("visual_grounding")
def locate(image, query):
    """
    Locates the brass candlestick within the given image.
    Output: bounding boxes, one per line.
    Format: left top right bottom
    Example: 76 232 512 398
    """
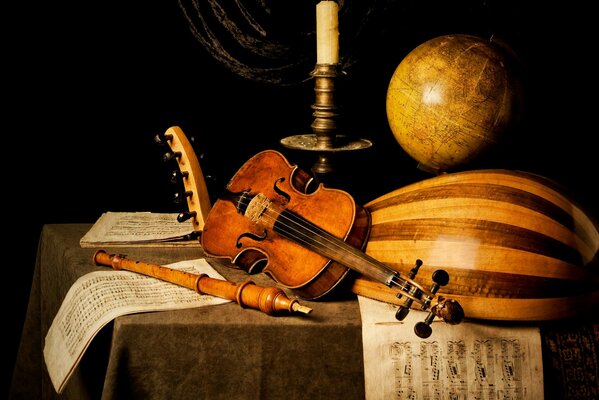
282 1 371 186
280 63 372 186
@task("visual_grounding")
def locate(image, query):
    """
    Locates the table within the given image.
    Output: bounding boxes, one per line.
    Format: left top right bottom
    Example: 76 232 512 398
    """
10 224 599 399
10 224 365 399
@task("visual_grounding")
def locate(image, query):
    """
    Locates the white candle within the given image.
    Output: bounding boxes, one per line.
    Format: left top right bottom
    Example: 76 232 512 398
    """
316 1 339 64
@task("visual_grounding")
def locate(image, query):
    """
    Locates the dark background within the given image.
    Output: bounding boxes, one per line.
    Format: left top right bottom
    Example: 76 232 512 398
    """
5 1 597 397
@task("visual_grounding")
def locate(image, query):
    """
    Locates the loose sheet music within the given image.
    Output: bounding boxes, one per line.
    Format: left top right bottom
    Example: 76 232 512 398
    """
44 258 230 394
358 296 544 400
79 211 200 247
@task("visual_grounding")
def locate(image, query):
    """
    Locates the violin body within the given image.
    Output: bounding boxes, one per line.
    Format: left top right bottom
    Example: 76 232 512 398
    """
201 150 371 299
357 169 599 320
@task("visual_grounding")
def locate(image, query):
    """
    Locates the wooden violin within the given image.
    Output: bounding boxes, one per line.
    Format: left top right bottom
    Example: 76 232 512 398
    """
157 127 463 338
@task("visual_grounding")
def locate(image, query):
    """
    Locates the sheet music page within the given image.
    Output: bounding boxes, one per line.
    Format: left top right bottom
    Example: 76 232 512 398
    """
44 258 230 394
358 296 544 400
79 211 200 247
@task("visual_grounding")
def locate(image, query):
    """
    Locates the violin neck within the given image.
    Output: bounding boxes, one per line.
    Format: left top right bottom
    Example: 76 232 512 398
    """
275 208 397 285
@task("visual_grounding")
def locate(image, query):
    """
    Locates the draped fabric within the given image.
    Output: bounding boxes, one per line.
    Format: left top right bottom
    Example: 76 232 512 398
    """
177 0 394 85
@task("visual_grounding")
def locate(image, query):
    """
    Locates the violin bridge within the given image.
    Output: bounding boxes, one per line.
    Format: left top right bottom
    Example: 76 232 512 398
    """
245 193 272 224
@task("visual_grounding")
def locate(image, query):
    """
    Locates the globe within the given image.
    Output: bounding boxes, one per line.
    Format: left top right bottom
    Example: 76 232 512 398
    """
386 34 523 172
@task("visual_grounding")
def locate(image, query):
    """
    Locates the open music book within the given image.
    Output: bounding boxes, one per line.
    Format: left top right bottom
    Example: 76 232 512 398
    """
80 211 201 247
44 258 230 393
357 296 544 399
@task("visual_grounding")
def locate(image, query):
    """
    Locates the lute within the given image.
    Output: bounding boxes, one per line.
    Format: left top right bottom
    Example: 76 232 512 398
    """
355 169 599 321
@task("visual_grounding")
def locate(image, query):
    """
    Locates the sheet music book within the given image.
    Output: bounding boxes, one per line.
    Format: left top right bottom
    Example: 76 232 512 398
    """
357 296 544 399
43 258 230 394
80 211 201 247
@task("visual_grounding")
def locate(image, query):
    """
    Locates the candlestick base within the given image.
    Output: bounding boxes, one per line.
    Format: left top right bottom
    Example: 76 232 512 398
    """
280 134 372 153
280 134 372 188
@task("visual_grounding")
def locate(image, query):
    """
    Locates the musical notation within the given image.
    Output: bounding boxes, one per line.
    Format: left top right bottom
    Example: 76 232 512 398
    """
358 297 543 400
43 259 229 393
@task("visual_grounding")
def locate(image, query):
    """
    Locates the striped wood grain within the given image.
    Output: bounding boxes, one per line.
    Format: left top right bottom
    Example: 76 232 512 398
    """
353 169 599 320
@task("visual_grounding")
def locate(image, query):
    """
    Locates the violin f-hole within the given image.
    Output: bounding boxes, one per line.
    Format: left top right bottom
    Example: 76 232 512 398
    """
236 229 268 248
273 178 291 203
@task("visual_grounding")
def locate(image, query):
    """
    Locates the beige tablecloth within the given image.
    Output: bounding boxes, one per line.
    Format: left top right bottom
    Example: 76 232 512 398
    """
10 224 599 399
10 224 365 399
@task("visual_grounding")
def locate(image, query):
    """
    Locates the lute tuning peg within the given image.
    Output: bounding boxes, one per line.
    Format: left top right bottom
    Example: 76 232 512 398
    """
173 190 193 204
162 150 181 163
170 169 189 184
153 132 173 145
154 132 181 162
177 210 197 223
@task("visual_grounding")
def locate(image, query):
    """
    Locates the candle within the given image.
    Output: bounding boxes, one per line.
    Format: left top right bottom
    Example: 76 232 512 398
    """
316 1 339 64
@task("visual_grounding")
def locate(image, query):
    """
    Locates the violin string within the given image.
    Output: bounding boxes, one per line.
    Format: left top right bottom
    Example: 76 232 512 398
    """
238 194 369 262
239 194 372 263
234 193 415 294
262 200 416 295
238 195 431 302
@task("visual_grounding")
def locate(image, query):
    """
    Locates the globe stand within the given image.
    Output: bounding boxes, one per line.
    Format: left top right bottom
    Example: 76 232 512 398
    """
280 63 372 188
416 162 445 176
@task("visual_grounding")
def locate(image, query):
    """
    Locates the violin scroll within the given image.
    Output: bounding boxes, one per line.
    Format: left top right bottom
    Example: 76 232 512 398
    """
432 297 464 325
395 260 464 338
414 298 465 339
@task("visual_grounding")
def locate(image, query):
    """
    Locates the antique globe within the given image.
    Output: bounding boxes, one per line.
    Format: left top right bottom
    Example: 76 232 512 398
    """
386 34 523 172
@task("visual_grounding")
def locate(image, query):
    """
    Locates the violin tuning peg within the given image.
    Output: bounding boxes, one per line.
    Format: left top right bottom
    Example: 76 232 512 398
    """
429 269 449 294
414 310 436 338
431 270 449 287
395 304 411 321
414 321 433 339
408 259 423 279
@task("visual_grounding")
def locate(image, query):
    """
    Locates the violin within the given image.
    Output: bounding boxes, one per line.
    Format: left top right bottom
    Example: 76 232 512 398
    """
157 127 464 338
